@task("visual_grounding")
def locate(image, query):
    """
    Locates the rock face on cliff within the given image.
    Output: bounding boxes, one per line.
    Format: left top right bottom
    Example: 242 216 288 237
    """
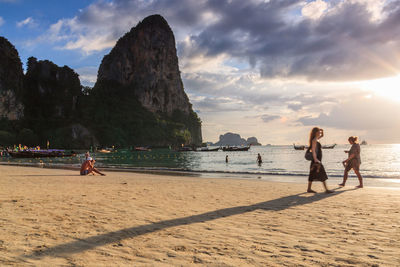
92 14 202 146
0 37 24 120
97 14 191 115
23 57 82 120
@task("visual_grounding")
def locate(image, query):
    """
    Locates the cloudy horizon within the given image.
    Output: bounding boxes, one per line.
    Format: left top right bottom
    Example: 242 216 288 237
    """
1 0 400 144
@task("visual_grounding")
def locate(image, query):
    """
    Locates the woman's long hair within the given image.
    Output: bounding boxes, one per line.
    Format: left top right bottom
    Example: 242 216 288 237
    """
309 127 320 149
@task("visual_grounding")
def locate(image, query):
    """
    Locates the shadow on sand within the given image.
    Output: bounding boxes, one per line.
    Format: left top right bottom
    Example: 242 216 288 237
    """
24 187 356 259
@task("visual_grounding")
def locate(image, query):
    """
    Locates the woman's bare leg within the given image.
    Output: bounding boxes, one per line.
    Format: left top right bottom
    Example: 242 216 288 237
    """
307 181 316 193
88 167 105 176
322 181 333 193
354 169 363 188
339 170 348 186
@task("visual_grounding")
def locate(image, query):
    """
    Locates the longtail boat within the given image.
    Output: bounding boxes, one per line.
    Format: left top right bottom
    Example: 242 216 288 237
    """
222 146 250 151
196 147 220 152
322 144 336 149
8 149 76 158
293 144 306 150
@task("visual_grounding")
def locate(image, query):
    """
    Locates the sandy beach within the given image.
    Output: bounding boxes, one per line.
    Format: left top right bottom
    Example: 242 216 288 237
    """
0 165 399 266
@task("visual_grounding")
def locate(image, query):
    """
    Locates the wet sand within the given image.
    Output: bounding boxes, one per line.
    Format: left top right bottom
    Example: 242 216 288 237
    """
0 165 399 266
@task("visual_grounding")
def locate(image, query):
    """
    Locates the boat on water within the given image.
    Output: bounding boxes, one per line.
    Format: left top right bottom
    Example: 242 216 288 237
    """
222 146 250 151
98 149 112 153
176 147 194 152
322 144 337 149
133 146 152 151
97 147 117 153
293 144 306 150
196 147 220 152
8 149 76 158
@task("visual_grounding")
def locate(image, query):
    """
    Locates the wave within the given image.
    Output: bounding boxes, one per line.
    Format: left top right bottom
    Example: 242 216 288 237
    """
1 161 399 179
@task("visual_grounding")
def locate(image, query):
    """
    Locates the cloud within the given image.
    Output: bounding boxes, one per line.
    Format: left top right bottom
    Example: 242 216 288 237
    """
189 95 250 113
298 94 400 130
75 66 98 87
0 17 4 27
183 0 400 81
33 0 400 81
35 0 211 54
260 114 281 123
16 17 37 28
301 0 329 20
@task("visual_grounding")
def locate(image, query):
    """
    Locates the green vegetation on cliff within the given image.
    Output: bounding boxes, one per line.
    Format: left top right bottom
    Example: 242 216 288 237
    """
82 79 201 147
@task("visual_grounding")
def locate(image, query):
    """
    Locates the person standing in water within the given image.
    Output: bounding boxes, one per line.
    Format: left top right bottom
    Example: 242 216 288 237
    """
225 155 229 163
339 136 363 188
307 127 333 193
257 153 262 165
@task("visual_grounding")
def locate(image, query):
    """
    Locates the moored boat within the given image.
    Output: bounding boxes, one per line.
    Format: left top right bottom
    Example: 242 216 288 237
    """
8 149 76 158
222 146 250 151
133 146 152 151
196 147 220 152
322 144 336 149
175 146 194 152
293 144 306 150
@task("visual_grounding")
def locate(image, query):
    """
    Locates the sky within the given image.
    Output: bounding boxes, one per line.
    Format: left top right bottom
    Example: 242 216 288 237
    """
1 0 400 145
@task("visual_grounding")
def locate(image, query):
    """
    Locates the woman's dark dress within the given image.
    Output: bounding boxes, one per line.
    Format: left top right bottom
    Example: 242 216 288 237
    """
308 141 328 182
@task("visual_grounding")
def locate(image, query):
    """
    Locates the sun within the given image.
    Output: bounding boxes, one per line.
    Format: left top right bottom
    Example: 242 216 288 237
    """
358 75 400 102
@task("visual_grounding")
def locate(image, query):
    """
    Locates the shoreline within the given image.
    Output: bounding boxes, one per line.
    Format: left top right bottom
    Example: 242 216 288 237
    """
1 161 400 189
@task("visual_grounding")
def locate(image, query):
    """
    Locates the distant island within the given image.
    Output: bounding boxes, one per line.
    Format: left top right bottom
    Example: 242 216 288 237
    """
212 132 261 146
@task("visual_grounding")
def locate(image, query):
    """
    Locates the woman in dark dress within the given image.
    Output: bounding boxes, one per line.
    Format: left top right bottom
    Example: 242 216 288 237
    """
307 127 333 193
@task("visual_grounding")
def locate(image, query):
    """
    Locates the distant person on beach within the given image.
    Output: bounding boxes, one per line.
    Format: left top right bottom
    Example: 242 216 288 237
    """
80 152 105 176
307 127 333 193
339 136 363 188
226 155 229 163
257 153 262 165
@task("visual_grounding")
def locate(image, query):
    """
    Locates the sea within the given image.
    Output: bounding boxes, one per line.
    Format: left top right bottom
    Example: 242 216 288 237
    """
2 145 400 183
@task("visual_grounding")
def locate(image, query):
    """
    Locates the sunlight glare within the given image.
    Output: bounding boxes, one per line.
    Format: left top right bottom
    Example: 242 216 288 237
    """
359 75 400 102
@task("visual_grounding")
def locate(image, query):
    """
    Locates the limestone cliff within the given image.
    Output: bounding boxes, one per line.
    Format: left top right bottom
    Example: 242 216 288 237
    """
97 14 191 115
93 14 202 145
23 57 82 120
0 37 24 120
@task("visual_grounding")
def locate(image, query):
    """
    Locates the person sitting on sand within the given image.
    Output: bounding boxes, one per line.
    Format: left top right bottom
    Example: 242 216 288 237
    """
83 151 91 162
80 155 105 176
339 136 363 188
307 127 333 194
